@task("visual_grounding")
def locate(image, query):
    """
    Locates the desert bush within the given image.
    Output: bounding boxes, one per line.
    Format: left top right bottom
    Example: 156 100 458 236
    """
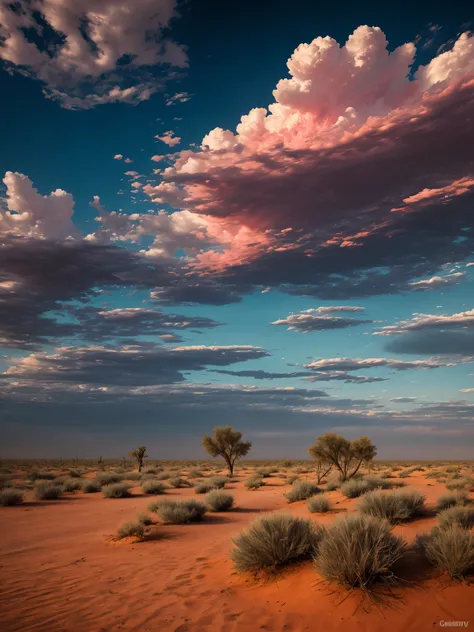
315 514 406 587
0 488 24 506
141 479 167 495
28 469 55 482
436 491 469 511
426 470 442 479
194 482 215 494
285 480 321 503
256 468 272 478
81 480 101 493
416 525 474 578
61 478 83 492
168 477 188 488
245 476 264 490
438 506 474 530
325 471 342 491
445 466 460 474
446 478 473 491
358 489 425 523
151 499 207 524
124 472 142 481
340 479 371 498
232 514 325 573
280 459 293 468
96 472 123 485
137 512 153 526
362 475 399 490
209 476 228 489
188 468 204 478
34 481 63 500
0 473 11 490
307 495 330 513
286 475 299 485
398 469 414 478
205 490 234 511
102 483 132 498
68 470 81 478
117 520 145 539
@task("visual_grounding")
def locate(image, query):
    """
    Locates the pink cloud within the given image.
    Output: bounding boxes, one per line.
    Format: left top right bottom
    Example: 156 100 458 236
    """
156 130 181 147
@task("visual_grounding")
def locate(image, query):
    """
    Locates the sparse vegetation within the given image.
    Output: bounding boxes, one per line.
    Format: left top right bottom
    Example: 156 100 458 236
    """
151 499 207 523
205 490 234 511
141 479 167 495
307 495 330 513
117 520 145 539
436 491 469 511
437 506 474 530
202 426 252 477
34 481 63 500
81 480 101 493
209 476 228 489
102 483 132 498
96 472 123 485
245 476 264 489
194 482 215 494
137 512 153 526
285 480 321 503
62 478 83 492
128 446 148 473
417 525 474 578
358 489 425 523
0 488 24 506
308 433 377 482
340 479 371 498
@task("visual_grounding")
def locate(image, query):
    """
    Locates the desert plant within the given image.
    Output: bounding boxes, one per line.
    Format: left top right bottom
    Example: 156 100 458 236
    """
286 475 300 485
125 472 142 481
61 478 83 492
202 426 251 477
137 512 153 526
340 479 371 498
315 514 406 587
446 478 473 491
141 479 167 495
28 469 55 482
209 476 228 489
325 471 342 491
438 506 474 530
102 483 132 498
308 433 377 482
68 470 81 478
168 477 188 488
117 520 145 539
205 490 234 511
285 480 321 503
188 468 203 478
34 481 63 500
151 499 207 524
416 525 474 578
256 468 272 478
307 495 330 513
128 446 148 473
245 476 264 489
0 488 24 506
232 514 325 573
96 472 123 485
358 489 425 523
307 447 332 484
194 482 215 494
81 480 101 493
362 475 398 490
436 491 470 511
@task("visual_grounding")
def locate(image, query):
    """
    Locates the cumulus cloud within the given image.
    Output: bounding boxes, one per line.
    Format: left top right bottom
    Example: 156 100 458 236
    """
304 357 466 372
165 92 192 106
376 308 474 336
271 308 372 332
156 130 181 146
0 0 187 109
409 273 466 290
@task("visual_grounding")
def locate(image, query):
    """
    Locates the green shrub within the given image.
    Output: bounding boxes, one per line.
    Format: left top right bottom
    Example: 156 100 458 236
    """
285 480 320 503
358 489 425 523
194 482 215 494
81 480 101 493
34 481 63 500
438 506 474 530
152 499 207 523
436 491 469 512
102 483 132 498
117 520 145 539
141 479 167 495
307 495 330 513
0 488 24 506
205 490 234 511
416 525 474 578
96 472 123 485
232 514 324 573
315 515 406 587
245 476 264 489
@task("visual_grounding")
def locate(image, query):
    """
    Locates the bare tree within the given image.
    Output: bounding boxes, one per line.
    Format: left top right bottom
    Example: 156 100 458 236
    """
202 426 251 477
309 434 377 481
128 446 148 472
308 445 332 483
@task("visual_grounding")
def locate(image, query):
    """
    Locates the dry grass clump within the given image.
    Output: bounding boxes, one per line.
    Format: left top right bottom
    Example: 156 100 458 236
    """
285 480 321 503
194 481 216 494
188 468 204 478
325 472 342 491
34 481 63 500
151 499 207 523
436 491 470 511
137 512 153 526
340 479 371 498
358 489 425 523
102 483 132 498
232 514 324 573
81 480 101 493
141 479 167 495
0 488 24 506
245 476 264 489
446 478 473 491
205 490 234 511
61 478 83 492
315 514 406 588
362 475 400 490
168 477 189 488
437 506 474 530
117 520 145 540
68 470 82 478
416 525 474 578
28 469 55 482
209 476 228 489
96 472 123 485
307 494 330 513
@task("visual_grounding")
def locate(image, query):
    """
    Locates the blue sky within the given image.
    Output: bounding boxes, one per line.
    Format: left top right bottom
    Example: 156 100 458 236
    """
1 0 474 459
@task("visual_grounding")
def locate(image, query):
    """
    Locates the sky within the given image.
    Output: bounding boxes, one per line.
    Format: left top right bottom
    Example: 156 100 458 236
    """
1 0 474 460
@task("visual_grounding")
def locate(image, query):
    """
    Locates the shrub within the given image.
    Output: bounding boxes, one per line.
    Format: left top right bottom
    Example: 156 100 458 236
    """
168 477 188 488
232 514 325 573
446 478 473 491
34 481 63 500
155 471 172 480
68 470 81 478
137 512 153 526
124 472 142 481
245 476 264 490
96 472 123 485
0 488 24 506
340 479 371 498
81 480 101 493
194 482 215 494
102 483 132 498
416 525 474 578
325 472 342 491
152 499 207 523
141 479 167 495
256 468 272 478
62 478 83 492
28 469 55 482
438 506 474 530
205 490 234 511
362 475 398 490
358 489 425 524
117 520 145 540
188 468 204 478
209 476 228 489
315 515 406 587
285 481 320 503
436 491 469 512
307 495 330 513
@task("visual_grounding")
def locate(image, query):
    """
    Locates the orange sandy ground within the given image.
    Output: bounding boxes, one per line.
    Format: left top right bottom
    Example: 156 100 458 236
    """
1 471 473 632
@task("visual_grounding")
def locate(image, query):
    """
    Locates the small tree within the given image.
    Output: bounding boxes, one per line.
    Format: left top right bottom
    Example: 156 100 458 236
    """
309 434 376 481
202 426 251 477
129 446 148 472
308 447 332 484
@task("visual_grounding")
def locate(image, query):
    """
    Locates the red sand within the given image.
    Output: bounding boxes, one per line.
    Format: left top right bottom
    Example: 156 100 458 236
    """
1 471 473 632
